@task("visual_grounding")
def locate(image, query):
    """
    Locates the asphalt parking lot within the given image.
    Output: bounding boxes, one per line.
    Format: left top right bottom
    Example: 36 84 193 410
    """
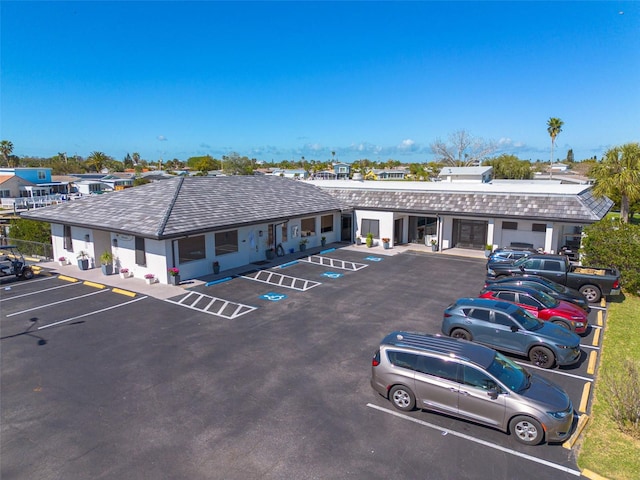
1 247 604 479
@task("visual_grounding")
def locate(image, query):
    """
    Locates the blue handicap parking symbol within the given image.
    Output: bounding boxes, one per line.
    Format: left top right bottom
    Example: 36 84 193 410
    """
259 292 288 302
322 272 343 279
364 256 383 262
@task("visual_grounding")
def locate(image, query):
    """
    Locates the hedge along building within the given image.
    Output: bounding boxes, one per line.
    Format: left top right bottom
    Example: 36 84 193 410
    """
21 176 348 284
308 180 614 253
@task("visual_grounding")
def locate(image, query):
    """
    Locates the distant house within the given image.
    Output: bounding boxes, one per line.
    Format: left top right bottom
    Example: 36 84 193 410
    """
437 166 493 183
333 163 351 179
0 167 70 209
373 168 409 180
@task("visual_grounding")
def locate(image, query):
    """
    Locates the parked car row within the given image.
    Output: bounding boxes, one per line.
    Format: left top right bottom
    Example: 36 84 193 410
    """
369 265 603 446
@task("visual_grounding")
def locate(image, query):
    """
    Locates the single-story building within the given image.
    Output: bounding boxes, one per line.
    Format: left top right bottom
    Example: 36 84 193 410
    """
22 176 347 284
308 179 613 253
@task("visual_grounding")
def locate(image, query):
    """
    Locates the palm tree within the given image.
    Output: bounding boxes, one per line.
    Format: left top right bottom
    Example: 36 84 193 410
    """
547 117 564 178
591 143 640 223
1 140 14 166
132 152 141 166
87 151 109 173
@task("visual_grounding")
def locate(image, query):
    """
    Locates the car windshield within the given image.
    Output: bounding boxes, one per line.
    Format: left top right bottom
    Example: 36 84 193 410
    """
512 257 529 267
534 278 563 293
528 289 559 308
486 352 529 392
512 308 543 330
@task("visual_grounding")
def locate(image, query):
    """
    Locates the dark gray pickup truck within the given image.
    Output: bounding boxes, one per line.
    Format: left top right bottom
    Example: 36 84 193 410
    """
486 254 621 303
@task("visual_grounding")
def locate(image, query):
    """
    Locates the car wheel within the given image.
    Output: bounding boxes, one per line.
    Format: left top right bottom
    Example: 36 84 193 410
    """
579 284 601 303
509 416 544 445
389 385 416 412
450 328 473 341
529 346 555 369
551 318 571 331
21 268 34 280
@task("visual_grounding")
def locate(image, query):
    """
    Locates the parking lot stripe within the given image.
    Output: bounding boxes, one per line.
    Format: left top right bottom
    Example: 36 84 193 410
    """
514 361 594 382
586 351 597 375
0 281 79 302
579 383 591 413
6 289 110 317
592 328 601 347
300 255 368 271
37 295 148 330
596 310 603 327
366 404 582 476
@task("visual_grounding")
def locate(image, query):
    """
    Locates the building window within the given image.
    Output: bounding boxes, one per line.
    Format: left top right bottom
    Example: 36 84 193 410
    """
215 230 238 256
63 225 73 251
38 170 46 180
135 236 146 266
502 221 518 230
361 219 380 237
301 217 315 237
0 190 10 198
178 235 206 263
320 214 333 233
281 223 288 242
532 223 546 232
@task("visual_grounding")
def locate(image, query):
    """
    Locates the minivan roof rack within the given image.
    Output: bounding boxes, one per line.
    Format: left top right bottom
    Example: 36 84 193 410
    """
380 331 495 367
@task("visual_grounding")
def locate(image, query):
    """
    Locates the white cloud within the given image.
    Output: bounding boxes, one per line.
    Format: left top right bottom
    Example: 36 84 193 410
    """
157 135 168 141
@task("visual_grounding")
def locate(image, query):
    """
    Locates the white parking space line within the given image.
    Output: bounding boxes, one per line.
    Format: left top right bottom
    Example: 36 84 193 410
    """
165 292 257 319
37 295 148 330
6 289 110 317
300 255 369 271
367 403 582 477
0 276 58 290
514 361 594 382
0 282 80 302
241 270 321 291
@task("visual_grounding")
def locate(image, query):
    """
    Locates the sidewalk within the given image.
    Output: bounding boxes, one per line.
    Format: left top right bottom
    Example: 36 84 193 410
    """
34 242 486 300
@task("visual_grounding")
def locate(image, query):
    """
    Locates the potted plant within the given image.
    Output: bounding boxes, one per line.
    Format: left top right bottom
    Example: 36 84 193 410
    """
100 250 114 275
58 256 68 266
430 239 439 252
76 251 89 270
119 268 131 279
167 267 180 285
265 247 275 260
485 244 493 257
144 273 156 285
355 236 362 246
213 261 220 274
321 236 327 247
382 238 390 249
299 237 308 252
366 232 374 248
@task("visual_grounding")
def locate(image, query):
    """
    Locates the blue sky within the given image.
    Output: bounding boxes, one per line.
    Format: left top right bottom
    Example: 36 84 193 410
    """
2 1 638 164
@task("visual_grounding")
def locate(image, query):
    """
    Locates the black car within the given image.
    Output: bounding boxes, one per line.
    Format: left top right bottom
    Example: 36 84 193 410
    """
484 275 591 313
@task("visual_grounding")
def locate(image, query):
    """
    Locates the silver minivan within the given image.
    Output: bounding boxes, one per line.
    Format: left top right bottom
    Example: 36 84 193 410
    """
370 331 575 445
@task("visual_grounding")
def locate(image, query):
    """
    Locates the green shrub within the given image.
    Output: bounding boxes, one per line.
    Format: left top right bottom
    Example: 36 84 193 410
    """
582 219 640 295
600 359 640 439
366 232 374 248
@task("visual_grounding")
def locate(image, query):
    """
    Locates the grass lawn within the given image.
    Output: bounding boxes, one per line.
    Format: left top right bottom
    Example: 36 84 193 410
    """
577 295 640 479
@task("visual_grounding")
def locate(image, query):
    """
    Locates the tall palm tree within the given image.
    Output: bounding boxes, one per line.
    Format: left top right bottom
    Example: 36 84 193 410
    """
547 117 564 178
132 152 141 166
591 143 640 223
1 140 14 166
87 151 109 173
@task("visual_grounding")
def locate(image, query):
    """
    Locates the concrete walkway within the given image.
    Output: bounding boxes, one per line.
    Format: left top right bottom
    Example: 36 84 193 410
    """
32 242 486 300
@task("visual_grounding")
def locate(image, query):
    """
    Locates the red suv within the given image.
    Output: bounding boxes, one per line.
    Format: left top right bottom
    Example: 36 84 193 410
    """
479 285 589 334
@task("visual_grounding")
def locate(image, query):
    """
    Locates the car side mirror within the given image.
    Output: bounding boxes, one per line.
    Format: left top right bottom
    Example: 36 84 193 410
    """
510 325 519 333
487 388 499 400
519 265 525 272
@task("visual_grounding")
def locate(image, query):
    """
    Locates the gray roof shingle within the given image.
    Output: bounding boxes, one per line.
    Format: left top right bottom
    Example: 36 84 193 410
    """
322 187 613 222
22 176 348 239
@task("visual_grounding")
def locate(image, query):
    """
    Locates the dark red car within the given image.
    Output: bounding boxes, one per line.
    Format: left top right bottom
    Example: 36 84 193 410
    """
479 284 589 334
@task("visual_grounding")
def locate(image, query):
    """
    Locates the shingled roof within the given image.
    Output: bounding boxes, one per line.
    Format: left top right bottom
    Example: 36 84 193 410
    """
318 184 613 223
22 176 348 239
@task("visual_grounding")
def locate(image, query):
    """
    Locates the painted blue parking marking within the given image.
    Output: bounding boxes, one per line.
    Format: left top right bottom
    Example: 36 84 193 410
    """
259 292 288 302
322 272 343 279
364 256 383 262
320 248 336 254
205 276 234 286
279 260 299 269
